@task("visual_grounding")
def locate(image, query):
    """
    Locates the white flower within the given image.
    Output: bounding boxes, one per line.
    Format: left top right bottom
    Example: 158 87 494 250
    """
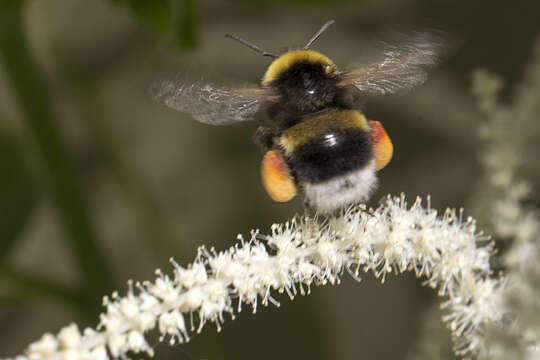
6 195 501 360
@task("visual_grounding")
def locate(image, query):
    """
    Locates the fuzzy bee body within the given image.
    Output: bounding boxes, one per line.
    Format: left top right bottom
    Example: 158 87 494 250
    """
275 108 376 212
154 21 443 213
257 50 382 212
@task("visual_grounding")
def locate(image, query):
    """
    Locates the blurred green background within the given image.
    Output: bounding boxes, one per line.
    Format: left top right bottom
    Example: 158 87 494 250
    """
1 0 539 359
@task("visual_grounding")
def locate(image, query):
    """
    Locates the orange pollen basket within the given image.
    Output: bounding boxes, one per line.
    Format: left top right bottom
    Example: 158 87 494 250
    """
261 150 297 202
369 120 394 171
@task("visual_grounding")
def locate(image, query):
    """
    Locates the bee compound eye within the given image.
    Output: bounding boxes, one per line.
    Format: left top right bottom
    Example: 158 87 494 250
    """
261 150 297 202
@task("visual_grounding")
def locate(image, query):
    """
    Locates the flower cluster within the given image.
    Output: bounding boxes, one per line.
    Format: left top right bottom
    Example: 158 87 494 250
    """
471 36 540 360
7 195 501 360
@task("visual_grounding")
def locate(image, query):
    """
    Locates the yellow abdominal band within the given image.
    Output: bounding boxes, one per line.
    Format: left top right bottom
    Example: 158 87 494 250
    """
279 110 369 154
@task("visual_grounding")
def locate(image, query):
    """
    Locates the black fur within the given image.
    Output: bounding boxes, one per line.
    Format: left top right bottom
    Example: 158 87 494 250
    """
285 129 373 184
260 58 373 186
253 126 276 151
265 61 353 130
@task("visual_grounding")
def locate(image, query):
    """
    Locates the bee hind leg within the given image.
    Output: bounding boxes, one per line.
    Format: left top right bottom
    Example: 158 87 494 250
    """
351 202 375 217
302 200 316 219
253 126 277 151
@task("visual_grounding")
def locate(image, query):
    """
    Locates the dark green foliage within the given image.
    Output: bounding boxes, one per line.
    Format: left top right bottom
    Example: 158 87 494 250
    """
110 0 197 48
175 0 197 48
237 0 348 5
0 1 113 315
112 0 171 34
0 132 36 260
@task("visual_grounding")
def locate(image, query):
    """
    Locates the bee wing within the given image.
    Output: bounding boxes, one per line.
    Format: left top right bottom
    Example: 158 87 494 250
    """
152 80 271 125
340 32 445 95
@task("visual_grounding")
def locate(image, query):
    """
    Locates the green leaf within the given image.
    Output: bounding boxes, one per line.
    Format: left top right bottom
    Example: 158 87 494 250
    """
237 0 344 5
111 0 198 49
112 0 171 35
0 131 37 259
173 0 197 48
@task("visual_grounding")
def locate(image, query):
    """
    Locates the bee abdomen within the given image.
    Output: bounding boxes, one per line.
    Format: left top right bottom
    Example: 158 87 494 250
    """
285 129 373 183
278 109 373 184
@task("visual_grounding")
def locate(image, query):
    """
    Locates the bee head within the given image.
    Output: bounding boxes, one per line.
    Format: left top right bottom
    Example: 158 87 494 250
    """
226 20 336 88
226 20 339 117
261 50 335 85
262 50 339 113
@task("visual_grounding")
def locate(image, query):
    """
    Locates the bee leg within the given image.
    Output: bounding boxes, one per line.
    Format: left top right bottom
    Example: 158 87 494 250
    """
354 202 375 217
369 120 393 171
302 200 323 236
253 126 276 151
303 201 316 219
261 150 297 202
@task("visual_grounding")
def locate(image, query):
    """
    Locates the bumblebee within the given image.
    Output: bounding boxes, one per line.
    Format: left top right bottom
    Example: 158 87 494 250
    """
154 20 443 213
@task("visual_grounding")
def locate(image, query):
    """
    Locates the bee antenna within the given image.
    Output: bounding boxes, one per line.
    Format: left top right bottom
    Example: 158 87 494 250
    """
225 33 278 59
304 20 335 49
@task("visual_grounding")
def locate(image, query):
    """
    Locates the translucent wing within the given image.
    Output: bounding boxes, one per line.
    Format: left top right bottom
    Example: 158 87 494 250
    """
340 32 445 95
152 80 271 125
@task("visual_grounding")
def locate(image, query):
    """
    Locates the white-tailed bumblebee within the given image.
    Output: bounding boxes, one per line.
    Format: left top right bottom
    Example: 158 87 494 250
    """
154 20 443 213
